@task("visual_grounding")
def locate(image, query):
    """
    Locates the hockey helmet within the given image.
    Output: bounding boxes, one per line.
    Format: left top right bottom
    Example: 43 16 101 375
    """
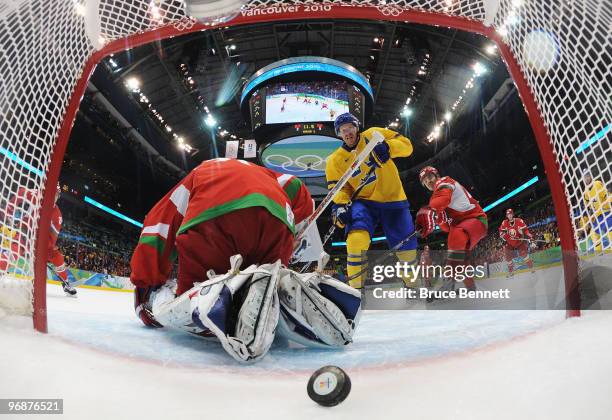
334 112 360 135
419 166 439 185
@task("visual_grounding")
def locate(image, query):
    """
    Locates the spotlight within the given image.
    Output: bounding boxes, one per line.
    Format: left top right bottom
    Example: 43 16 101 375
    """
485 44 497 55
473 61 487 76
125 77 140 92
205 114 217 127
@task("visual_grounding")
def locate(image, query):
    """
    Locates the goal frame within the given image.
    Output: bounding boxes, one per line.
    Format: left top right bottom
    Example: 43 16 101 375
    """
32 5 581 332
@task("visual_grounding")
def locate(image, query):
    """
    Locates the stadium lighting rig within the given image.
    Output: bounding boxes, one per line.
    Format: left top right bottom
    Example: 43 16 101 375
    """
426 61 488 142
401 107 413 118
387 53 428 128
125 77 140 92
205 114 218 128
119 61 247 154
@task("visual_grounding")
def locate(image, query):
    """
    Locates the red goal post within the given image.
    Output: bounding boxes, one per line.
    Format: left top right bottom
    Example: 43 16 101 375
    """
2 0 609 331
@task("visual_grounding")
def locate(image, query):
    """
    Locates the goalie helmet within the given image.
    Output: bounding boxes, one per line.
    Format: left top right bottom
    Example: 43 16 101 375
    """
334 113 360 135
419 166 439 185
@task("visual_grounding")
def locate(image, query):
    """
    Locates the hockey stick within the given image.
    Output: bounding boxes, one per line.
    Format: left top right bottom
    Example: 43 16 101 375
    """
345 229 419 283
298 165 378 273
293 130 385 248
511 238 550 244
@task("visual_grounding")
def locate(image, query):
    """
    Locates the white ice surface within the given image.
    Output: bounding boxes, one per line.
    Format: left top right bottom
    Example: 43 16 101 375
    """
265 95 348 124
1 270 612 419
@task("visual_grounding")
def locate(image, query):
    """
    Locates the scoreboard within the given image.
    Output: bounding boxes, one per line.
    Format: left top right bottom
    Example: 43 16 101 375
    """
240 56 374 177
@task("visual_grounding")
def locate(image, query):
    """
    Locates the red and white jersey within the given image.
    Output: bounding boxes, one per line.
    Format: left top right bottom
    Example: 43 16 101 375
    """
499 218 532 248
3 187 63 257
130 159 313 289
428 176 486 224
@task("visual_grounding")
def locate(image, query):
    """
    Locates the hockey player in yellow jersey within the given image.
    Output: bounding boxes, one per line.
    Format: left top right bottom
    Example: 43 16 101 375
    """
326 112 417 288
581 170 611 251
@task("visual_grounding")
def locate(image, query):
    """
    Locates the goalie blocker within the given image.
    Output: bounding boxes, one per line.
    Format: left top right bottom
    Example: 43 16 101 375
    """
137 255 361 362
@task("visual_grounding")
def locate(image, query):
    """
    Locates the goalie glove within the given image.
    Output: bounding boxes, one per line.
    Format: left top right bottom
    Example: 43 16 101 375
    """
134 286 163 328
277 269 361 348
416 206 436 238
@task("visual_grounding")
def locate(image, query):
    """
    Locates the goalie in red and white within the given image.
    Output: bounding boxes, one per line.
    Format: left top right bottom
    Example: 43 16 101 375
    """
130 158 362 362
499 208 534 276
2 184 76 295
415 166 488 290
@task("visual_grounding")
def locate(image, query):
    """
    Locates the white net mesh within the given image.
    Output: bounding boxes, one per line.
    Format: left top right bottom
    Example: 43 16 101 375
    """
0 0 610 318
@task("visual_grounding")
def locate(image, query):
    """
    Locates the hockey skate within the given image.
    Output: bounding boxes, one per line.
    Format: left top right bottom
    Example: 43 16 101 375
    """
61 280 77 296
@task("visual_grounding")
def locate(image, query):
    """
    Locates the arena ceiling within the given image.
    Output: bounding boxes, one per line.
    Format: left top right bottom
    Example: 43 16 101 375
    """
68 18 524 218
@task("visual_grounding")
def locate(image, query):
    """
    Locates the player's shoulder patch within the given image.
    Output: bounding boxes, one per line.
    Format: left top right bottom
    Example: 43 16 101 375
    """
435 176 455 191
276 173 294 188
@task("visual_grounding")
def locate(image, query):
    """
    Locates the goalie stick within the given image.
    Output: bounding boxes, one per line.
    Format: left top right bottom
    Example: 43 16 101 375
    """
293 130 385 249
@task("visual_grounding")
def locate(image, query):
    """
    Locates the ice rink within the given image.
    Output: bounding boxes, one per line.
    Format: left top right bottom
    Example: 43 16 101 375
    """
2 266 612 419
266 94 348 124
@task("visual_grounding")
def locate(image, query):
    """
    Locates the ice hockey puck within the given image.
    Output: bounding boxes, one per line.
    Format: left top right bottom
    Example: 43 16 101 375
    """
307 365 351 407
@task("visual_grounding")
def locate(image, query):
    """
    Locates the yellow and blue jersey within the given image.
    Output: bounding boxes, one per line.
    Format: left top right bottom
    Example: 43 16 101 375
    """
325 127 413 207
583 180 610 218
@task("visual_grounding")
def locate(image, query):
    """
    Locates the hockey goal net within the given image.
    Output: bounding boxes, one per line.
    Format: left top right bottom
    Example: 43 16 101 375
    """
0 0 609 331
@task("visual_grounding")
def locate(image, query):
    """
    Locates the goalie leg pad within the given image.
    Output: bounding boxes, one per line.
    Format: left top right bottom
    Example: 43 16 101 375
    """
277 270 361 348
233 262 280 362
151 255 245 337
149 279 213 336
192 259 280 363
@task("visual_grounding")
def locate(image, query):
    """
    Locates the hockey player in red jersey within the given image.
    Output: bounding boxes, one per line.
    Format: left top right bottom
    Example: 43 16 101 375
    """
499 208 534 276
47 185 76 295
415 166 488 290
131 158 314 317
130 158 362 362
4 184 76 295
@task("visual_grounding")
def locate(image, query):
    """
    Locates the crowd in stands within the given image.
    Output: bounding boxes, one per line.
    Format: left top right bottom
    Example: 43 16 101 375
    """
56 206 138 277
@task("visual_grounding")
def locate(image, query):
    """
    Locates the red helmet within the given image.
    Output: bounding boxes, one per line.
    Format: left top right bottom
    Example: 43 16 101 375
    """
506 208 514 217
419 166 439 185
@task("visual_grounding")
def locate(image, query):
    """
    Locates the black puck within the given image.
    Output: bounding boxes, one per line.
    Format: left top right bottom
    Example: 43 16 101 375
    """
307 365 351 407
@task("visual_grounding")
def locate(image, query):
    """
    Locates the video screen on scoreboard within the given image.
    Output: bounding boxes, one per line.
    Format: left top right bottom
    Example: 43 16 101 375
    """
265 81 350 124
